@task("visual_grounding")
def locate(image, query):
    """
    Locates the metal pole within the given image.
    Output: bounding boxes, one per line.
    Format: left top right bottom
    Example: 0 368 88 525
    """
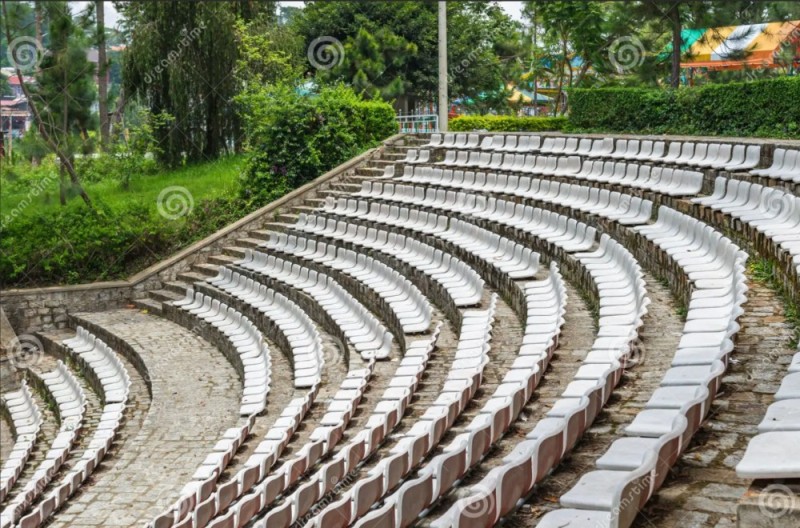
438 1 448 132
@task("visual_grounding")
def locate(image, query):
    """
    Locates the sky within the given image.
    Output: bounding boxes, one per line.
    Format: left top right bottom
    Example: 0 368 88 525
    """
72 1 527 30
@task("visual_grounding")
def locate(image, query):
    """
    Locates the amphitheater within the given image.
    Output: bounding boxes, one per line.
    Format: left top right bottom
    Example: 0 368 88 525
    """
1 131 799 528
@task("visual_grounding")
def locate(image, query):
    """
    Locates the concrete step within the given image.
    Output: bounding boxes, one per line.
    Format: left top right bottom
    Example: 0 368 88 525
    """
207 254 238 267
149 289 183 303
355 167 385 176
176 271 210 284
248 229 272 241
330 183 361 193
276 213 298 224
162 280 191 295
190 263 222 278
133 298 163 316
232 238 263 250
222 246 248 259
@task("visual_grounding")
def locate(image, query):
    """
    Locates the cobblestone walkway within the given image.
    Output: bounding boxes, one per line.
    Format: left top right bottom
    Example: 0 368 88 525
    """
0 414 13 462
50 309 242 527
635 277 796 528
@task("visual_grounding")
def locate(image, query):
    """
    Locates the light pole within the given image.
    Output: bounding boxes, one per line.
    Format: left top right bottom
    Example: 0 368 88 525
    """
438 0 448 132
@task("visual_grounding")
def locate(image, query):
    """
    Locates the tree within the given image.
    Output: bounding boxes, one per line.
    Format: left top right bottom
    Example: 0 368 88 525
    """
33 1 96 204
325 27 417 101
119 1 273 165
2 0 93 208
293 1 519 110
523 1 605 113
95 0 109 148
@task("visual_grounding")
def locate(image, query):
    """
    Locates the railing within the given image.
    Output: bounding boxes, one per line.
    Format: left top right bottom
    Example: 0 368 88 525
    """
396 114 438 134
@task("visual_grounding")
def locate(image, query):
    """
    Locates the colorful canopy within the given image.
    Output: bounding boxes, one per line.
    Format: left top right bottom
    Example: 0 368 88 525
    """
659 28 707 60
680 21 800 70
507 85 552 104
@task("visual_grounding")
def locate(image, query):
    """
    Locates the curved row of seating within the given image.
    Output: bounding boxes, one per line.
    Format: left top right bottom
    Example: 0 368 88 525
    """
424 150 704 197
259 232 433 333
534 207 747 528
322 197 540 279
293 214 485 306
364 177 654 231
351 264 566 528
19 329 131 528
424 133 763 172
694 177 800 275
161 326 438 528
173 292 274 415
736 341 800 479
1 362 86 527
430 235 649 528
305 297 498 528
0 383 41 503
237 251 394 360
205 269 326 388
752 147 800 182
62 326 131 404
198 360 377 528
150 382 320 528
349 183 596 254
243 329 442 528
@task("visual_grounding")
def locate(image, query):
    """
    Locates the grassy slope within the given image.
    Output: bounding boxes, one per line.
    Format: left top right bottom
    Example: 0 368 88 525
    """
1 156 244 221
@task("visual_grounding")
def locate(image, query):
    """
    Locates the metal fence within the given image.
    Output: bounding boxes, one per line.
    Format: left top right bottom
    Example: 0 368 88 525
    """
396 114 438 134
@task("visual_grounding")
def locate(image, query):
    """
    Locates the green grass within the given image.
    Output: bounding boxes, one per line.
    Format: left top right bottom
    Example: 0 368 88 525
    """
1 155 253 287
1 155 244 221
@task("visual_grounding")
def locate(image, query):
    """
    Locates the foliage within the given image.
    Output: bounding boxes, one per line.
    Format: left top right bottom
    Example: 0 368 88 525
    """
0 196 252 287
238 84 396 207
568 77 800 138
14 130 51 163
233 16 303 88
324 26 418 101
119 1 269 164
293 1 520 106
1 156 248 286
522 1 605 112
449 115 567 132
31 2 96 144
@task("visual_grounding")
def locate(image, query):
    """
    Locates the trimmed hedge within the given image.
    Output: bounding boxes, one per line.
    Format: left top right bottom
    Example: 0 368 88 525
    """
449 115 567 132
569 77 800 138
239 85 397 206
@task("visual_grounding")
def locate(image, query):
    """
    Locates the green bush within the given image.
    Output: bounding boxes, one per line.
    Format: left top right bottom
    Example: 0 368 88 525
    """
0 194 252 287
0 201 170 285
238 84 397 206
569 77 800 138
449 115 568 132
